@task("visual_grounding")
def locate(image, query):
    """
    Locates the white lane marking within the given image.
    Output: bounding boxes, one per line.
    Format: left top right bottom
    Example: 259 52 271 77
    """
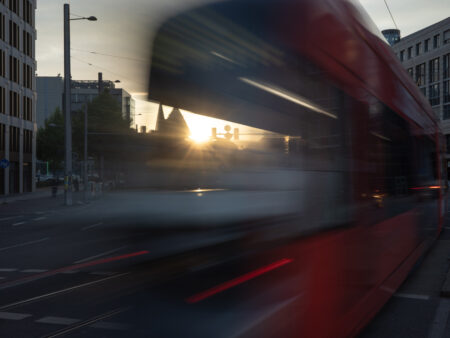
20 269 48 273
444 227 450 230
34 211 45 215
0 273 129 311
0 237 49 252
36 316 80 325
0 269 17 272
0 277 5 280
33 217 47 221
230 295 301 338
394 293 431 300
12 222 26 226
0 216 23 222
73 246 127 264
428 298 450 338
82 222 103 231
89 321 128 330
0 311 32 320
89 271 116 276
60 270 79 274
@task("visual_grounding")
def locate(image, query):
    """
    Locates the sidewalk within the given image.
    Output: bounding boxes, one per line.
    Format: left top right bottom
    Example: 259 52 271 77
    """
0 185 98 205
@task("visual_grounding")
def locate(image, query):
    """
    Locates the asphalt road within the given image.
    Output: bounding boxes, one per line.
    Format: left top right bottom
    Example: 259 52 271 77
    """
0 191 449 337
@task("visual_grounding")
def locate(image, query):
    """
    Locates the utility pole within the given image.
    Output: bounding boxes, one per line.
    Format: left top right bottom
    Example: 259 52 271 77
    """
84 103 88 203
63 3 72 206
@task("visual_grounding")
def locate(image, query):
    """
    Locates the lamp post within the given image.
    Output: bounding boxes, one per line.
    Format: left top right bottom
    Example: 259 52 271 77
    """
63 3 97 206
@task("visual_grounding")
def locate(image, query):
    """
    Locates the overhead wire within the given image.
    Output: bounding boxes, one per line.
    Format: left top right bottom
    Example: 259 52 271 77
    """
71 48 147 63
71 55 147 87
383 0 398 30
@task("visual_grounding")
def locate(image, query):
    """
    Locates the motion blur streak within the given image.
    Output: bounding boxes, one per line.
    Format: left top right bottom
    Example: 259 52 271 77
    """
238 77 337 119
185 258 293 304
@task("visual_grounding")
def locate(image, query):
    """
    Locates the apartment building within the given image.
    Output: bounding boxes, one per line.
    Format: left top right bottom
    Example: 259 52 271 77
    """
0 0 36 195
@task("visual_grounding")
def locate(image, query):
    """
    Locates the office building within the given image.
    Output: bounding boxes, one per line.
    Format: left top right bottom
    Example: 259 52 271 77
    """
36 73 136 128
0 0 36 195
391 18 450 166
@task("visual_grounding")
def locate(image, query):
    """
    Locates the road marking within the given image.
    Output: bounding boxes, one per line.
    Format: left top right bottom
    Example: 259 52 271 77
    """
21 269 48 273
428 298 450 338
73 246 127 264
0 311 32 320
82 222 103 231
0 216 23 222
394 293 430 300
33 217 47 221
36 316 80 325
89 321 128 330
89 271 116 276
0 269 17 272
12 222 26 226
0 251 147 290
43 308 129 338
230 295 301 338
0 237 49 252
0 273 129 311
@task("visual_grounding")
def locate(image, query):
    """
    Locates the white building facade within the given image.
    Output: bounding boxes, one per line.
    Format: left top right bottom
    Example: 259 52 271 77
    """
0 0 36 195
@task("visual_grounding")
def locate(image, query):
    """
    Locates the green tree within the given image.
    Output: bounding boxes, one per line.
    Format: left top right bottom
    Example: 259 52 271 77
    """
37 107 64 173
72 90 132 157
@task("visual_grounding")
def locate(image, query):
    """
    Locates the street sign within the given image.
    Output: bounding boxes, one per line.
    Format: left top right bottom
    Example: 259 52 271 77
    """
0 158 10 169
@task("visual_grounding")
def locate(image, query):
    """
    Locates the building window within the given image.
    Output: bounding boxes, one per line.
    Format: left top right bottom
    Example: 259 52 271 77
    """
444 30 450 45
8 0 18 15
0 124 4 152
415 63 425 86
444 80 450 104
433 34 440 49
9 56 19 83
0 86 4 114
23 96 31 121
9 126 19 153
22 30 32 57
0 14 4 41
429 58 440 83
415 42 421 56
445 105 450 120
444 54 450 79
429 84 440 106
407 67 413 78
0 49 4 77
407 47 412 59
420 87 426 96
400 50 404 61
22 0 32 25
9 90 19 117
9 20 19 49
22 63 32 89
424 39 430 52
23 129 32 154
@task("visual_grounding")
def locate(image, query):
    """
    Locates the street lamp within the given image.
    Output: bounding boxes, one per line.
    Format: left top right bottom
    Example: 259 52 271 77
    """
63 3 97 206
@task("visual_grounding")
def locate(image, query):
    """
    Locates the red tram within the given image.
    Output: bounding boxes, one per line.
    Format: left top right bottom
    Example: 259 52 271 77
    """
147 0 447 336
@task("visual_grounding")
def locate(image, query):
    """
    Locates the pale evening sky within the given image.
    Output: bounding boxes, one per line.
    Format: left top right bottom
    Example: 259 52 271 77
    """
36 0 450 131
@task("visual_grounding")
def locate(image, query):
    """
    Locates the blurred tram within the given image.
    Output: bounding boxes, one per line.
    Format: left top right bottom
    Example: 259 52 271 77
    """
147 0 447 336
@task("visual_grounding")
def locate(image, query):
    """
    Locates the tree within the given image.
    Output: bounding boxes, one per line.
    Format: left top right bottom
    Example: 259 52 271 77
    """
72 90 132 157
37 107 64 174
38 92 132 177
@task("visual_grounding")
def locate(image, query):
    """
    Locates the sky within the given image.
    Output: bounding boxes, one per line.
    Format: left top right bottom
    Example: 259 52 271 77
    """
36 0 450 133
